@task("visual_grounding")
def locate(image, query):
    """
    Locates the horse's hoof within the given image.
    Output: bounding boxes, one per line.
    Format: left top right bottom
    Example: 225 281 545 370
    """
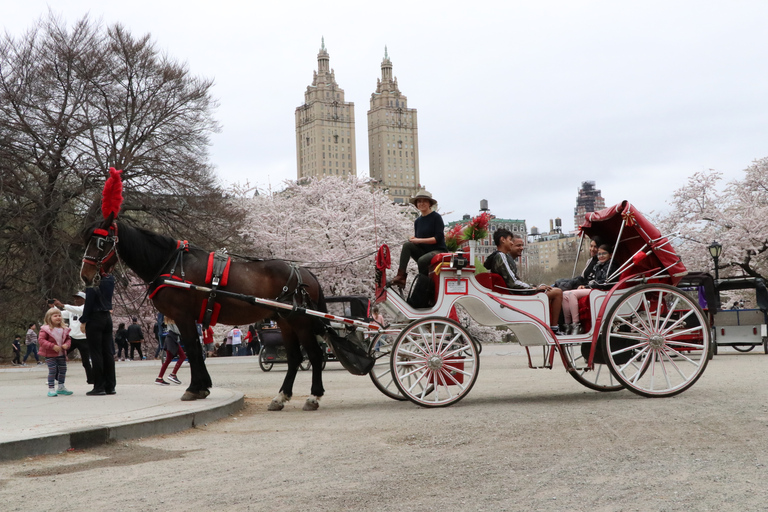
198 389 210 399
268 399 285 411
303 397 320 411
181 391 198 401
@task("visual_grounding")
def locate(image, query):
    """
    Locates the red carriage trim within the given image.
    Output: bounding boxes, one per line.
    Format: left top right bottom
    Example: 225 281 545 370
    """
149 274 193 299
204 252 232 286
93 228 109 236
198 300 222 326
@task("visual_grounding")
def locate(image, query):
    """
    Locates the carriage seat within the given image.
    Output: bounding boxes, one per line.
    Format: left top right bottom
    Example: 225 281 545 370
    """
475 272 541 296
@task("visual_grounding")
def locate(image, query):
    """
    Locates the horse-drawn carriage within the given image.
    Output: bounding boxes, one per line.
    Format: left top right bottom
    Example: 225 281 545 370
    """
81 171 709 410
366 200 711 407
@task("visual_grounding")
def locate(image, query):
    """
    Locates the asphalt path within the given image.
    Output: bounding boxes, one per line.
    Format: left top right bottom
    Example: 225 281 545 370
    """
1 346 767 511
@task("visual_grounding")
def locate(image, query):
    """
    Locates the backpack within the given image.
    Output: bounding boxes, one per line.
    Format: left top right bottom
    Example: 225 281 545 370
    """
407 273 435 309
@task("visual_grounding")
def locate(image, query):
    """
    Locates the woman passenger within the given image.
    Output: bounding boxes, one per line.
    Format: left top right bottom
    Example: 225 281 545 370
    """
562 243 616 334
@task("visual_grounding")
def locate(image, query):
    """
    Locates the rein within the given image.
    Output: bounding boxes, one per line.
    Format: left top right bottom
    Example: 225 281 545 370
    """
226 249 378 269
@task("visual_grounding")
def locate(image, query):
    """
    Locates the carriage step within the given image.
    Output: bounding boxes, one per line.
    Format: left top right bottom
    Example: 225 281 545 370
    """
524 346 554 369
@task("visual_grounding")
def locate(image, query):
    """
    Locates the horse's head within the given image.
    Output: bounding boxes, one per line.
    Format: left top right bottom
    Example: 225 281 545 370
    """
80 213 119 286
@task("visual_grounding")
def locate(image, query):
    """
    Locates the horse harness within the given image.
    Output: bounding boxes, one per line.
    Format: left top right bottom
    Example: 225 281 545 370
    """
150 244 312 327
82 224 119 281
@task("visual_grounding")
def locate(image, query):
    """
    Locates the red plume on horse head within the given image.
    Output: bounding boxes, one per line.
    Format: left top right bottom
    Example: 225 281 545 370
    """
101 167 124 220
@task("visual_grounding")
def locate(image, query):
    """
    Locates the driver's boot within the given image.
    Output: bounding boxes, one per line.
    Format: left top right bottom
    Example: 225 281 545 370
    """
389 269 407 289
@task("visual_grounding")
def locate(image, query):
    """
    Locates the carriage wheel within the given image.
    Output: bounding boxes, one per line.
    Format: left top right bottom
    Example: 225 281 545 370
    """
369 332 407 401
258 347 273 372
602 284 710 398
560 344 624 392
390 317 479 408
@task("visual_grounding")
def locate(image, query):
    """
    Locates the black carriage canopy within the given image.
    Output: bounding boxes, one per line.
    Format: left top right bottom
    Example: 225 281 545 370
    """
579 200 688 285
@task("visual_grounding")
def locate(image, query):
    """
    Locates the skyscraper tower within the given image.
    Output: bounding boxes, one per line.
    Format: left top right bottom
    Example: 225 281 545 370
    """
367 47 420 204
295 38 357 180
573 181 606 228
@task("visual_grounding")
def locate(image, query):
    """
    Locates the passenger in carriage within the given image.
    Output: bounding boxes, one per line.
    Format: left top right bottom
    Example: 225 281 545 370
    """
485 229 563 333
561 243 617 335
389 189 447 290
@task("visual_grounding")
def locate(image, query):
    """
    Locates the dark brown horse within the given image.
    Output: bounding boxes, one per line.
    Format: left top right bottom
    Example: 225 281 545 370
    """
80 216 328 411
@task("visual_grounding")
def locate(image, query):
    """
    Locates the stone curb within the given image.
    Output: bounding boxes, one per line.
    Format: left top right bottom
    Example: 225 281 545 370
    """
0 392 244 462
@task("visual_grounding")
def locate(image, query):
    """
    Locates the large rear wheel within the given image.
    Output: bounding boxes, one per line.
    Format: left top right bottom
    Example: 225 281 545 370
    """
390 317 479 408
603 284 710 397
560 343 624 392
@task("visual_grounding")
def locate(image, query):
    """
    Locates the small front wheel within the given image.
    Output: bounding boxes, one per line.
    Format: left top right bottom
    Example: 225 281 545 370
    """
390 317 479 408
369 332 407 401
258 347 273 372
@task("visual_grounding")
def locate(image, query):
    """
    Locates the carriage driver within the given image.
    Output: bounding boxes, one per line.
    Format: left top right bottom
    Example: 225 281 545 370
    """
484 229 563 333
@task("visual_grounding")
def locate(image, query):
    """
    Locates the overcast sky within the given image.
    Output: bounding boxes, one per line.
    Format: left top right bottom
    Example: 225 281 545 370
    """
6 1 768 232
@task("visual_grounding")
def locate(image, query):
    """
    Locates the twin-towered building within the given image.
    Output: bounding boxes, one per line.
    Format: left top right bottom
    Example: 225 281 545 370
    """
295 39 422 204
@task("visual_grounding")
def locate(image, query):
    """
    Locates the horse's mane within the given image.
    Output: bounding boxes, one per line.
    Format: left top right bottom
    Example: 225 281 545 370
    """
115 221 208 279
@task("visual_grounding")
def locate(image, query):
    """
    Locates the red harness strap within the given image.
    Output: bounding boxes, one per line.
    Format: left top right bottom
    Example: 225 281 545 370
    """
149 274 192 299
197 251 232 327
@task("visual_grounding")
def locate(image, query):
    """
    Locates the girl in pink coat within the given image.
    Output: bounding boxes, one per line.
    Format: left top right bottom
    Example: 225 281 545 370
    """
39 307 73 397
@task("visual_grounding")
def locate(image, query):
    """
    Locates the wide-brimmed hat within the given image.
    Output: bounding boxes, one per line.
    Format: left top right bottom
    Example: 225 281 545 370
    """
73 291 86 299
409 189 437 207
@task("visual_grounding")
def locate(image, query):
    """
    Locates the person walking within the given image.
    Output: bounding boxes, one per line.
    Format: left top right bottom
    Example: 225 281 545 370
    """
154 319 186 386
11 334 22 366
38 307 73 397
126 317 145 361
80 273 116 396
54 292 92 385
22 322 42 365
114 322 129 361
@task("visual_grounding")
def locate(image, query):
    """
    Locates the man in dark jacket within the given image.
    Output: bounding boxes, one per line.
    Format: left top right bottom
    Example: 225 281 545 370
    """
484 229 563 331
80 274 116 395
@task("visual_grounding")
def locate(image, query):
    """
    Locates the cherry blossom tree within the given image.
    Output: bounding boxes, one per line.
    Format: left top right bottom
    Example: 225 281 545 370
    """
238 177 413 297
658 158 768 281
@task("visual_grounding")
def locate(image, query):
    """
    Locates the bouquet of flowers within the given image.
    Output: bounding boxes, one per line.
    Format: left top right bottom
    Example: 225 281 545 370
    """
445 223 465 252
460 212 491 242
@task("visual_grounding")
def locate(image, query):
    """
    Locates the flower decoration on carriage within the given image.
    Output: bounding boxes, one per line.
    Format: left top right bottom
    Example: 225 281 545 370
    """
445 223 466 252
460 212 491 242
621 208 636 227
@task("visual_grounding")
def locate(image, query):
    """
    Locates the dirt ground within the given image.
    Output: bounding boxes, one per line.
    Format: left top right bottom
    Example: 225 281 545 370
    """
1 345 767 512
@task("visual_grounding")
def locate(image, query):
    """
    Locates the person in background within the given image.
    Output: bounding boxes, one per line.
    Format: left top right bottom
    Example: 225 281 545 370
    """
115 322 129 361
154 318 186 386
247 324 260 356
38 307 73 397
12 334 22 366
127 317 145 361
54 292 92 385
22 322 42 365
80 273 116 396
202 324 214 356
227 326 243 356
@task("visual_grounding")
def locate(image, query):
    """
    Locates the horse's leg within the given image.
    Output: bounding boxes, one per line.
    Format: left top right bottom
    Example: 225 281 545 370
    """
268 330 301 411
178 320 212 401
302 327 325 411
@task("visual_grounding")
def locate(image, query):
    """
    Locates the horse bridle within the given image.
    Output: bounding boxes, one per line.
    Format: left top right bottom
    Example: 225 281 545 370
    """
82 224 119 280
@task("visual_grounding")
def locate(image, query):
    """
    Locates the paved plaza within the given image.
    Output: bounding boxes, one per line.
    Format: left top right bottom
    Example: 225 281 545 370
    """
1 347 767 511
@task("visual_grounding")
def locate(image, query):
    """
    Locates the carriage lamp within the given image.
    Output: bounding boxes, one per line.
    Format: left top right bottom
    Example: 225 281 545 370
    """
708 241 722 281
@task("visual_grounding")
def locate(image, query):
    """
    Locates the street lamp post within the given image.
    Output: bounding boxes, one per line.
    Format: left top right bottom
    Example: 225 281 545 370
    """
708 241 722 282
